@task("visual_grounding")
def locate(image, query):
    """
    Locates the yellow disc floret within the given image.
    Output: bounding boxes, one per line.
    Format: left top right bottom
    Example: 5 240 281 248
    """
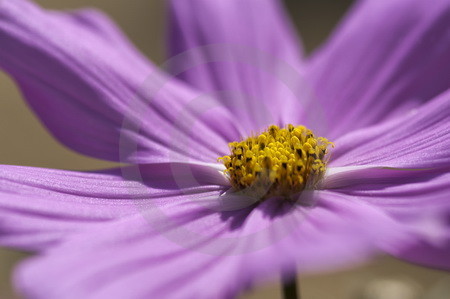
219 124 333 200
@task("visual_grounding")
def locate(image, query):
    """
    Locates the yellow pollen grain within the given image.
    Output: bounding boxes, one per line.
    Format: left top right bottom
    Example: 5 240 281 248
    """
219 124 333 200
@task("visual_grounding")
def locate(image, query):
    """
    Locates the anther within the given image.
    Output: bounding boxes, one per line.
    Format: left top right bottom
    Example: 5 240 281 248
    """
219 124 333 200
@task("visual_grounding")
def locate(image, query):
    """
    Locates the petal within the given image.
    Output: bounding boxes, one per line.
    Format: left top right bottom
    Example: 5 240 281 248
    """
324 168 450 270
0 0 239 163
389 230 450 271
167 0 306 130
14 191 407 298
306 0 450 138
324 98 450 266
322 166 447 190
0 163 225 252
324 168 450 214
330 89 450 169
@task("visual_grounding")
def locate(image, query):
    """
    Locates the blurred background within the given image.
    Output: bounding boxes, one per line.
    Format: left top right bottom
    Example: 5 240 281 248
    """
0 0 449 298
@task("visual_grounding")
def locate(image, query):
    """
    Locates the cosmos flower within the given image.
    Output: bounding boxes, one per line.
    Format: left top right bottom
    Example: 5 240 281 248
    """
0 0 449 298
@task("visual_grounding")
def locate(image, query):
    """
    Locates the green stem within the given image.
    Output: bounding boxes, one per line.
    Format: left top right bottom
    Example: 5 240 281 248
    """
282 276 299 299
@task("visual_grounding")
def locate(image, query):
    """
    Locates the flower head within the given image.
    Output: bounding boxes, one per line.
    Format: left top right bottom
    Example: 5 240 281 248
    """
220 124 333 199
0 0 449 298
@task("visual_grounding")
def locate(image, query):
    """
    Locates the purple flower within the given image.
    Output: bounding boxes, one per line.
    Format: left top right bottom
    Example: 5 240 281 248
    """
1 0 449 298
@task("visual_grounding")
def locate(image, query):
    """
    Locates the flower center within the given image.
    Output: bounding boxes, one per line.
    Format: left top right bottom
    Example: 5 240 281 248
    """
219 124 333 200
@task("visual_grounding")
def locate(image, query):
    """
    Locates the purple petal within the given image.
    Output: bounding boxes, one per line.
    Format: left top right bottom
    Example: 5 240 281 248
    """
330 89 450 169
0 0 239 163
389 231 450 271
306 0 450 138
324 91 450 269
14 192 407 298
324 168 450 270
167 0 305 131
0 163 224 252
324 169 450 216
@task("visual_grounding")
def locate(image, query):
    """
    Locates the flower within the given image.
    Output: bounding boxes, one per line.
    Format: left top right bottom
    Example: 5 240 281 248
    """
0 0 449 298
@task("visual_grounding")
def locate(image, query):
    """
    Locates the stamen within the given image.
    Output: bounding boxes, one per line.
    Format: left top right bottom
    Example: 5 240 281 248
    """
219 124 333 200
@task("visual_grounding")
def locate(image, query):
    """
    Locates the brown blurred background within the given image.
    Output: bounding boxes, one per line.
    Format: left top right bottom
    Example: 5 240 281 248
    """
0 0 448 298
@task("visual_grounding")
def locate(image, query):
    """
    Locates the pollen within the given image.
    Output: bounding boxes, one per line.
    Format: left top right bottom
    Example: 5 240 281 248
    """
219 124 333 200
